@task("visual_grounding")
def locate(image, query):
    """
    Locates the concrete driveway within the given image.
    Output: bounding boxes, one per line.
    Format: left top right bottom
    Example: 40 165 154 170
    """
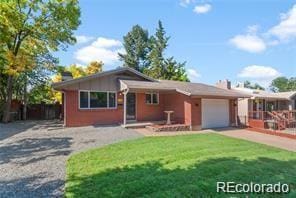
0 120 143 198
212 128 296 152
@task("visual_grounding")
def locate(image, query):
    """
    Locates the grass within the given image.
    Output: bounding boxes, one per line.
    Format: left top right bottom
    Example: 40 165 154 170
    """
66 133 296 197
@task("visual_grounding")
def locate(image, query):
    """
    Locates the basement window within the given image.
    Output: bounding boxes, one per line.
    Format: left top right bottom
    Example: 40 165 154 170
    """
145 92 159 105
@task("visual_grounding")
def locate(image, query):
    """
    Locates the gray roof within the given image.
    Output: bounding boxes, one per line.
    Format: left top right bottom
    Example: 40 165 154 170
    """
120 79 251 98
233 87 296 100
52 67 156 89
269 91 296 99
52 67 251 98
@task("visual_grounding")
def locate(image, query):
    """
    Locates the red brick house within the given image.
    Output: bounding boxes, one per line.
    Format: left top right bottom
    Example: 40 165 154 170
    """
53 67 249 129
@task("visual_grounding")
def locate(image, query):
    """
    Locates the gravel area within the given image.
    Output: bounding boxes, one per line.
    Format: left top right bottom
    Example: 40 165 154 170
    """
0 120 143 197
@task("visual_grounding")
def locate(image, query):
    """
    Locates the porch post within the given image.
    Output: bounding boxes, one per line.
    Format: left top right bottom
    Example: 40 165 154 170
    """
123 92 127 126
122 88 129 126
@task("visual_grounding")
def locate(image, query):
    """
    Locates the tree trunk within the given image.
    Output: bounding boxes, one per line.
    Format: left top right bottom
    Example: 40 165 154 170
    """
2 75 13 123
22 77 27 120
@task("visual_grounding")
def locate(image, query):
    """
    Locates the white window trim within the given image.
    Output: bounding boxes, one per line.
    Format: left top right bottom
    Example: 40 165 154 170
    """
78 90 117 109
145 92 159 105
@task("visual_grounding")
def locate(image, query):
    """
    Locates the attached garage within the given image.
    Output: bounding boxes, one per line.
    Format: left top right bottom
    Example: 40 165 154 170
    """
201 99 229 128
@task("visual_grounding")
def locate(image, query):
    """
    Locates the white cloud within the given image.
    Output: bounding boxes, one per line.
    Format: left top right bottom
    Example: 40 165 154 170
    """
229 34 266 53
187 68 201 81
238 65 281 87
92 37 122 48
238 65 281 79
75 37 123 65
75 35 95 44
268 4 296 41
193 4 212 14
246 25 260 34
179 0 193 7
230 4 296 52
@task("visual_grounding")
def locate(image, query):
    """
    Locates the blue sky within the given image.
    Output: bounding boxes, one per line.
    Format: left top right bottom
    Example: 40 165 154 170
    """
55 0 296 87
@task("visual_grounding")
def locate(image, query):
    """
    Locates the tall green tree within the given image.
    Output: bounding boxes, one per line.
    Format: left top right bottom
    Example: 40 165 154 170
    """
119 21 189 81
270 77 296 92
144 20 169 79
145 21 188 81
118 25 150 71
0 0 80 122
162 57 189 82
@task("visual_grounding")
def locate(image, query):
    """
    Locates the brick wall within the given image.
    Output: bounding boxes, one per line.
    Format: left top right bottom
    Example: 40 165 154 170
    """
64 90 123 127
229 99 237 126
64 90 236 129
163 93 189 123
190 98 202 130
136 93 165 121
163 93 202 129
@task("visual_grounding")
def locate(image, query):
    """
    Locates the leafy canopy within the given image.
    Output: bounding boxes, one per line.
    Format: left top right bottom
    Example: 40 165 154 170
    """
270 77 296 92
0 0 80 121
0 0 81 76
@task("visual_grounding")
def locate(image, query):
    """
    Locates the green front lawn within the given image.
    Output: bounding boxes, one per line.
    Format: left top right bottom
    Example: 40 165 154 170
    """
66 133 296 197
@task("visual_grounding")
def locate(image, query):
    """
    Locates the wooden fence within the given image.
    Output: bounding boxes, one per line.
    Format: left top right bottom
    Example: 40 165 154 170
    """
26 104 62 120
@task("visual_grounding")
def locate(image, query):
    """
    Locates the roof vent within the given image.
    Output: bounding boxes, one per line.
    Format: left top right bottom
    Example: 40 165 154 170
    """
61 71 73 81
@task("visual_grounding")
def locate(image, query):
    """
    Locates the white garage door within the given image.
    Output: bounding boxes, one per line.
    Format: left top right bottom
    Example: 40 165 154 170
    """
202 99 229 128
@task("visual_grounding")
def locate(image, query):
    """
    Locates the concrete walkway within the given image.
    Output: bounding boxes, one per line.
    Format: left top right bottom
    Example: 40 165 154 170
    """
214 128 296 152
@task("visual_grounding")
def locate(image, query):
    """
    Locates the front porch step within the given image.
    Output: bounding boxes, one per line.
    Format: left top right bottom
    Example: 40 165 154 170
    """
146 124 190 132
122 120 166 129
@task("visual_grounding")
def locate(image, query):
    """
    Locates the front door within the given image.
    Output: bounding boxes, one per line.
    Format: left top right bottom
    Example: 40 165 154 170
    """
127 93 136 120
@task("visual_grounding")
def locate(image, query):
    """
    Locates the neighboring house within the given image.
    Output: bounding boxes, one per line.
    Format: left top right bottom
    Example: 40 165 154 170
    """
53 67 249 129
223 83 296 133
232 85 296 119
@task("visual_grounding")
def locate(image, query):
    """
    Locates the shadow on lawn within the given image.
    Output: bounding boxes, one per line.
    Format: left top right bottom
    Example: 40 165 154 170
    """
66 157 296 197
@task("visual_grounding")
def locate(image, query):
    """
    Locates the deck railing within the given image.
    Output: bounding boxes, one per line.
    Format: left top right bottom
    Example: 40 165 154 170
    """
246 110 296 138
248 110 296 121
248 110 296 131
248 111 271 120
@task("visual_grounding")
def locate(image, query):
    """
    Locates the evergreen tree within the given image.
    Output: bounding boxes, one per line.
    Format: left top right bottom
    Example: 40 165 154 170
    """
119 21 189 82
145 21 188 81
144 20 169 79
163 57 189 82
118 25 150 71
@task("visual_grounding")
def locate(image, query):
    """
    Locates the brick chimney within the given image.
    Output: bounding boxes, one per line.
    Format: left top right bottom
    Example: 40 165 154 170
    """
216 79 231 89
61 71 73 81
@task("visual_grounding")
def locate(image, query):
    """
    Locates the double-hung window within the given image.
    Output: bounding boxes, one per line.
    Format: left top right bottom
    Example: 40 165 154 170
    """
79 91 116 109
145 92 159 104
